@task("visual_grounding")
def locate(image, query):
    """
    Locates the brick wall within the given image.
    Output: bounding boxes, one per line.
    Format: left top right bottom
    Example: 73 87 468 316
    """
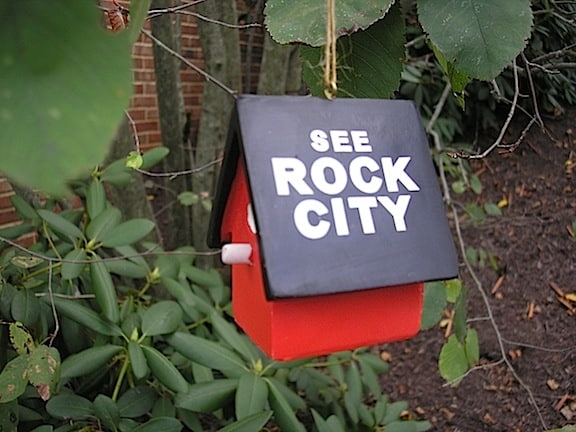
0 2 263 234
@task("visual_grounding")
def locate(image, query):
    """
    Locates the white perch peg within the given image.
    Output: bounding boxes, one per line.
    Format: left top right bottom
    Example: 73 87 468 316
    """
221 243 252 265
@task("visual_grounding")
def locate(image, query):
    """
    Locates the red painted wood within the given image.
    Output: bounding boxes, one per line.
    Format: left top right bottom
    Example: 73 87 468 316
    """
221 161 423 360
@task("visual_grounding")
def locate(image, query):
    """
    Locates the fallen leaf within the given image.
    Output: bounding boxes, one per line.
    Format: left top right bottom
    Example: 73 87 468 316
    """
547 379 560 390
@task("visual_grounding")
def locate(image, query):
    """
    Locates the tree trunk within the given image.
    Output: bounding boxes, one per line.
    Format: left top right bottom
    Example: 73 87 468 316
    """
257 32 302 95
150 0 191 250
193 0 241 267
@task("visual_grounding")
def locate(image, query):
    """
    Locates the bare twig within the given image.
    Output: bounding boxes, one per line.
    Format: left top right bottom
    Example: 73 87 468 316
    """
467 58 520 159
125 110 141 154
427 81 548 428
135 157 223 179
141 28 238 98
426 82 453 203
149 9 261 29
520 52 544 129
46 262 59 347
0 235 221 264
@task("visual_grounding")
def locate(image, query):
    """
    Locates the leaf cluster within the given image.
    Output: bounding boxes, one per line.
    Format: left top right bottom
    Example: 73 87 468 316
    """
0 153 431 431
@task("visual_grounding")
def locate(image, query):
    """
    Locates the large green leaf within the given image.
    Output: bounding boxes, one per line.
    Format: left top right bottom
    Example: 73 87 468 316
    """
141 301 183 337
235 373 268 420
26 345 60 401
0 355 29 403
174 379 238 413
418 0 533 81
141 345 189 394
60 344 123 380
264 0 394 46
0 2 133 195
301 6 404 99
420 281 447 330
438 334 468 386
168 332 246 378
44 296 123 337
46 394 94 420
217 411 273 432
99 219 156 248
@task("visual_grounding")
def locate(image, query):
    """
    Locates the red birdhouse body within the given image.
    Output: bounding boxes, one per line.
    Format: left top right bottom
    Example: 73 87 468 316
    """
209 96 458 361
219 160 423 360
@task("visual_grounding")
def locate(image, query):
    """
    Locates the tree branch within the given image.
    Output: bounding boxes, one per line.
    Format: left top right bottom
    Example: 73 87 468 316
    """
141 28 238 97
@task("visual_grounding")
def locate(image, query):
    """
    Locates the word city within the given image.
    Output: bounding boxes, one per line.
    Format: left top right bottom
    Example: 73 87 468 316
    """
270 129 421 240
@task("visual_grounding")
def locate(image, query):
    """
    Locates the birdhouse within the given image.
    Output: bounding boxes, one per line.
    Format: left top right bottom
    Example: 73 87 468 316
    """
208 95 458 360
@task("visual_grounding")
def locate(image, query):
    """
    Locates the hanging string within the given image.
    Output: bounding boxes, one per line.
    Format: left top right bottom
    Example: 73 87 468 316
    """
323 0 337 99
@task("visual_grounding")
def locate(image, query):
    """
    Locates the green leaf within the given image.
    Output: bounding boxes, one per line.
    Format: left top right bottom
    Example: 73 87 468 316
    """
61 248 88 280
312 410 346 432
452 283 468 343
420 281 447 330
11 289 41 328
86 179 106 219
0 223 34 242
168 332 246 378
37 209 84 243
132 417 182 432
265 0 394 46
105 258 149 279
152 396 176 418
438 334 468 386
93 394 120 432
27 345 60 400
301 6 405 99
0 2 132 195
141 301 183 337
141 345 189 393
140 146 170 170
117 386 157 419
128 0 152 45
469 174 482 195
0 400 19 431
210 311 255 362
90 258 120 323
484 202 502 216
177 191 199 206
382 400 409 424
355 352 389 374
161 278 212 316
46 394 94 420
101 158 133 187
235 373 268 420
100 219 156 248
418 0 533 81
126 151 144 169
217 411 273 432
44 296 123 336
265 377 306 432
445 279 462 303
430 42 469 108
128 341 149 381
343 363 362 424
9 322 34 356
10 195 39 224
451 180 466 194
464 328 480 367
175 379 238 413
86 206 122 243
358 357 381 397
0 355 29 403
60 344 122 380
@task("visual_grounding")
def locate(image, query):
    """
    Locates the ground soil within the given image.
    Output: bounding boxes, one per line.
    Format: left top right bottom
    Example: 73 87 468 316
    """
379 110 576 432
